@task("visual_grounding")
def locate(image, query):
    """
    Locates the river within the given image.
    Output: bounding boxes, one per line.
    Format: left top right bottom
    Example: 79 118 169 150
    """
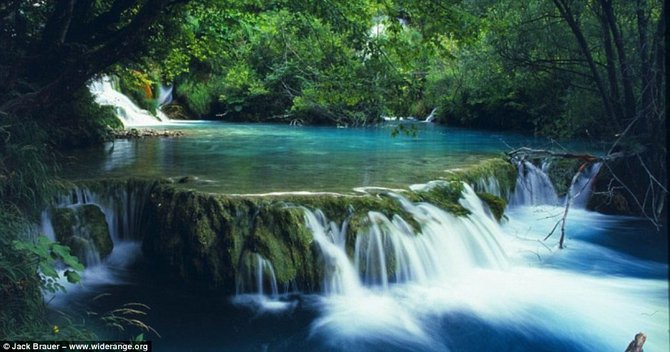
47 122 667 351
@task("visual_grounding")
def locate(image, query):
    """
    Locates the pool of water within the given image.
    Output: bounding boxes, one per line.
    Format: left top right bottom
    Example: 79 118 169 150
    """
58 121 593 193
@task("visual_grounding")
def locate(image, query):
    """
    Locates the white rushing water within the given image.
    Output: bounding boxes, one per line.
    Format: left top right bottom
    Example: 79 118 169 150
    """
89 76 169 127
302 179 669 351
40 185 150 302
43 162 667 351
509 160 560 206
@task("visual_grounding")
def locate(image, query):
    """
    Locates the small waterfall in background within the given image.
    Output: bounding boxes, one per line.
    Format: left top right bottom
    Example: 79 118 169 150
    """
509 160 560 206
423 108 437 123
89 76 169 127
509 159 602 209
157 83 173 107
568 162 602 208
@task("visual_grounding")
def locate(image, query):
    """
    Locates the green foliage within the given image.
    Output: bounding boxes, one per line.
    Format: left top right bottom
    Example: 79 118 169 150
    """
46 88 123 149
149 1 481 125
0 209 44 338
13 236 85 294
0 118 58 214
476 192 507 221
115 69 161 115
176 77 218 117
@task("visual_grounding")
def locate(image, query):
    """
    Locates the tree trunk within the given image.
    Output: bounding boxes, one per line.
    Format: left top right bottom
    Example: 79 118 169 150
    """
600 0 636 121
551 0 620 129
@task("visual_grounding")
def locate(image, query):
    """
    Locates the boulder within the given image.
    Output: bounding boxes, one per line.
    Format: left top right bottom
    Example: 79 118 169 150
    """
51 204 113 264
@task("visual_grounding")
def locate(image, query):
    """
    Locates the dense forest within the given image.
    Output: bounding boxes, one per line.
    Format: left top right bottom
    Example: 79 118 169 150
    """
0 0 666 344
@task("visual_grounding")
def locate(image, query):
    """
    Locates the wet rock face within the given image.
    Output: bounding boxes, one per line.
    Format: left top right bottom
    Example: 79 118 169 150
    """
51 204 113 264
140 189 322 294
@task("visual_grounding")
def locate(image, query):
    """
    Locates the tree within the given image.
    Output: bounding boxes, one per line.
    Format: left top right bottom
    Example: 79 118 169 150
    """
0 0 192 118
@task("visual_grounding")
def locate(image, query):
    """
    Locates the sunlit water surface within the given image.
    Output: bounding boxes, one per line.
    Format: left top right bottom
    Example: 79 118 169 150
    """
58 121 592 193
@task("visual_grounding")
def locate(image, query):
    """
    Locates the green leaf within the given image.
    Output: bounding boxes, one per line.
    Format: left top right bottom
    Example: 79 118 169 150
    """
65 270 81 284
39 261 59 279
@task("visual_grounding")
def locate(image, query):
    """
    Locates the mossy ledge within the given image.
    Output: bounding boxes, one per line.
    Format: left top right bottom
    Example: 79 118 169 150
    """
66 158 515 293
439 157 517 199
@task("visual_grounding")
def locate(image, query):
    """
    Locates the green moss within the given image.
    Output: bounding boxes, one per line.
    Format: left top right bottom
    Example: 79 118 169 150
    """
51 205 113 262
546 159 582 197
413 181 471 217
442 158 517 198
476 192 507 221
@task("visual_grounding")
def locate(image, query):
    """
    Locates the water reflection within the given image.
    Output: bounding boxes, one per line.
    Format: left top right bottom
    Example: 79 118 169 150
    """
60 122 592 193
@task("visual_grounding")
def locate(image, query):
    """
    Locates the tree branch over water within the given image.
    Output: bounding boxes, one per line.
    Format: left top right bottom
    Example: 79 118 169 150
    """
507 143 664 248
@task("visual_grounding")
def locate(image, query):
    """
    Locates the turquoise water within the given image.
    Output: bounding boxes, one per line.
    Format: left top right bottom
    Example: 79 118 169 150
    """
59 121 591 193
47 122 668 351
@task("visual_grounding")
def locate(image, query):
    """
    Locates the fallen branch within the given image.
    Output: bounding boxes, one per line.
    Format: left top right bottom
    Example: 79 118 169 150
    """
506 146 634 163
507 147 635 249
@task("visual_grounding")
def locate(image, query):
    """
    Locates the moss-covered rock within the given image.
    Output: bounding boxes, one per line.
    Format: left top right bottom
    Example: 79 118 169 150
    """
410 181 471 217
476 192 507 221
140 187 326 293
545 159 582 197
51 204 113 263
441 158 517 199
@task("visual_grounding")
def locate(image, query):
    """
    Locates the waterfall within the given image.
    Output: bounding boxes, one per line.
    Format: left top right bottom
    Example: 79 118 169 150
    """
473 175 505 198
509 159 602 209
568 162 602 208
39 182 153 268
509 160 559 206
157 83 173 106
236 253 279 296
303 210 363 296
232 253 297 313
304 184 508 296
89 76 169 127
423 108 437 123
42 183 151 242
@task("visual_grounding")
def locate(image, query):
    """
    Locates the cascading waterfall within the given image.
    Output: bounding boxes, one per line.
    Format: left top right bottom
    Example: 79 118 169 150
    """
567 162 602 208
303 210 362 296
39 183 152 278
41 183 151 244
236 253 280 297
45 165 667 351
509 160 559 206
89 76 169 127
303 183 509 295
473 175 504 198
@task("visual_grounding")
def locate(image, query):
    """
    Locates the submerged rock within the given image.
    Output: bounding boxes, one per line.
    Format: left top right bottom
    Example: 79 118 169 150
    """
51 204 113 264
